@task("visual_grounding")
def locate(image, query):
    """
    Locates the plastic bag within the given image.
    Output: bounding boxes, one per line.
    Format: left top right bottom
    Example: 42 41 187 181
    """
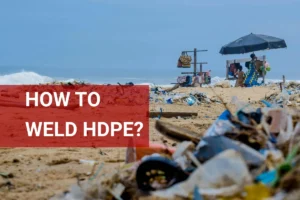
151 150 252 198
231 96 255 113
201 120 235 138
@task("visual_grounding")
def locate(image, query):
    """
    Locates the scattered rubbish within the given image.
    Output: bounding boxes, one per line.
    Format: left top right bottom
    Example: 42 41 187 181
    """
0 172 14 178
88 163 104 181
244 183 271 200
136 156 189 191
108 183 126 200
152 150 252 198
149 90 215 105
51 90 300 200
264 82 300 107
166 98 173 104
149 111 198 119
155 120 200 144
214 80 231 88
195 136 265 167
193 186 203 200
47 158 75 166
186 95 197 106
136 143 176 161
79 159 97 166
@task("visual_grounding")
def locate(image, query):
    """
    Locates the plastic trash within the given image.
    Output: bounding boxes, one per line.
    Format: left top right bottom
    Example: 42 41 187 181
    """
195 136 265 167
244 183 271 200
151 150 253 198
186 95 197 106
201 119 236 138
136 156 189 191
193 186 203 200
166 98 173 104
79 159 96 165
153 108 163 120
218 110 231 120
261 100 274 108
231 96 255 113
135 143 176 161
256 170 276 186
276 87 290 105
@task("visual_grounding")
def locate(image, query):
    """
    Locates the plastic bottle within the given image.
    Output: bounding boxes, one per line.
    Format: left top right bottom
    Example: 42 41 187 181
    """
186 94 197 106
231 96 255 113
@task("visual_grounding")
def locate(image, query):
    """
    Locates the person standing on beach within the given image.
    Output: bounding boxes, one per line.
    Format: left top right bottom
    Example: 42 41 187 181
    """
243 53 259 87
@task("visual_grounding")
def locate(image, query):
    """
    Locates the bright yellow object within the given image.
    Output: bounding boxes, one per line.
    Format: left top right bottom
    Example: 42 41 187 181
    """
244 184 271 200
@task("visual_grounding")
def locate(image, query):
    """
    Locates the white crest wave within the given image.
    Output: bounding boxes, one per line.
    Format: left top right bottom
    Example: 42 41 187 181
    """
0 71 298 86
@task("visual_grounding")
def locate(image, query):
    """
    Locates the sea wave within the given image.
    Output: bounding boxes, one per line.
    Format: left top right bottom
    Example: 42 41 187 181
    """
0 71 298 86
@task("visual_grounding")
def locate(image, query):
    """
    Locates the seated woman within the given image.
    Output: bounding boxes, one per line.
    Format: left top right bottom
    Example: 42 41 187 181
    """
183 75 193 87
176 75 193 87
235 66 245 87
228 63 238 78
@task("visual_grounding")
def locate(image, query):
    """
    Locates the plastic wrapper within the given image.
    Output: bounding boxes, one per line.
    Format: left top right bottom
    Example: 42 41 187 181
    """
151 150 253 198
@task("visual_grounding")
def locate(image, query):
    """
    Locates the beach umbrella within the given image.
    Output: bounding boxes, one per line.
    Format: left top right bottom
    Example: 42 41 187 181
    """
219 33 287 55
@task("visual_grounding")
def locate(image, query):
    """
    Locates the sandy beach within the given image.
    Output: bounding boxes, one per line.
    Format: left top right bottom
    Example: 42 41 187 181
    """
0 85 290 200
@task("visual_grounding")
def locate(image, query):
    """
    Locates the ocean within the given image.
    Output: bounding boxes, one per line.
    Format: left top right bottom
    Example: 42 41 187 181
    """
0 71 299 87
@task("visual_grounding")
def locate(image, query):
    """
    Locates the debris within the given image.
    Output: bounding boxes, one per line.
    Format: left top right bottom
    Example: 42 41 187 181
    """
51 90 300 200
195 136 265 167
136 156 189 192
155 120 200 143
108 183 126 200
79 159 97 166
172 141 201 168
135 143 176 161
47 158 75 166
149 111 198 118
244 183 271 200
214 80 231 88
0 172 14 178
152 150 252 198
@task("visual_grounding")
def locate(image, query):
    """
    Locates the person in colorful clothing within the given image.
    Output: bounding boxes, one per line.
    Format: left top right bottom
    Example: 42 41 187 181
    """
243 53 260 87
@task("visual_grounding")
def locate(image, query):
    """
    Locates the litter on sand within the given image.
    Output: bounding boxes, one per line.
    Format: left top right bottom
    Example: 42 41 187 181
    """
50 83 300 200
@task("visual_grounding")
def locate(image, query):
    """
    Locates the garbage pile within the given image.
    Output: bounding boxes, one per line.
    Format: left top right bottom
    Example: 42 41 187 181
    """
263 82 300 107
150 90 221 105
43 80 87 85
51 97 300 200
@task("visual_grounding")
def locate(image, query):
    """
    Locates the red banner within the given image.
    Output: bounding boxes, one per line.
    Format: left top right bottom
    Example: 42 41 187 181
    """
0 85 149 147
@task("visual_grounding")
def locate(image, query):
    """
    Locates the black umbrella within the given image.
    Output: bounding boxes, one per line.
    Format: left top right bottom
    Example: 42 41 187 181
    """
219 33 287 55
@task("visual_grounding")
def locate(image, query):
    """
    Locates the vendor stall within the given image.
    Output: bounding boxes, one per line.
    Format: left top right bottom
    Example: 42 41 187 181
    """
225 55 267 81
220 33 287 87
175 48 209 87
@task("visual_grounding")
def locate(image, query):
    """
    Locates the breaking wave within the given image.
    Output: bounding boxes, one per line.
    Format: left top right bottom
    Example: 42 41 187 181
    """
0 71 298 86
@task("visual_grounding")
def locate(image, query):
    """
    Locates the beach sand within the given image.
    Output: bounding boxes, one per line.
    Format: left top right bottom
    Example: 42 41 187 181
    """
0 86 284 200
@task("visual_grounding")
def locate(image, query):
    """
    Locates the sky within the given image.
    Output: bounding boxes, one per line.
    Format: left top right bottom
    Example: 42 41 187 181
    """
0 0 299 84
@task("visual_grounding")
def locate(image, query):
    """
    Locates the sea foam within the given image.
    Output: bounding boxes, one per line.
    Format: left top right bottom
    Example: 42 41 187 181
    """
0 71 298 87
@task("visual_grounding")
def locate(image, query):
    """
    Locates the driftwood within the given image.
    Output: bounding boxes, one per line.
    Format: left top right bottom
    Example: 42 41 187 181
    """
149 111 197 118
164 84 180 92
155 120 200 144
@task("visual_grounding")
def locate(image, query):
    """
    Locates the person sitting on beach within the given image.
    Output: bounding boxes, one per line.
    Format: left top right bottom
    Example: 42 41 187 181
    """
228 63 237 78
206 70 212 84
235 66 245 87
197 72 205 84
